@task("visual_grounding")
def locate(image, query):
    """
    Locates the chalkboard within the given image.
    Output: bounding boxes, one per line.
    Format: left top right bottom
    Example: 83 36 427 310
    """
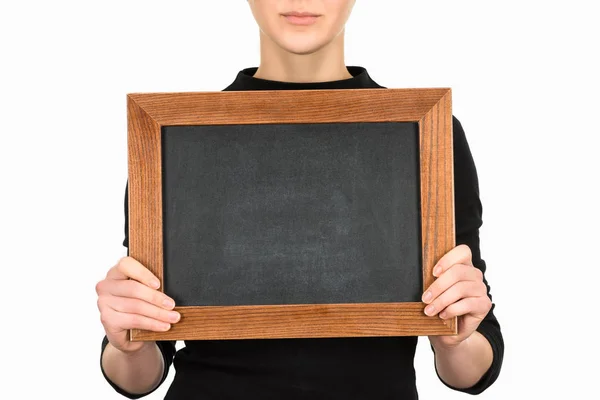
127 88 456 341
162 122 422 307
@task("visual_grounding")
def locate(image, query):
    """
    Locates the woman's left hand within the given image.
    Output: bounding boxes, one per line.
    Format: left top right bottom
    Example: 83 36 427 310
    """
422 244 492 348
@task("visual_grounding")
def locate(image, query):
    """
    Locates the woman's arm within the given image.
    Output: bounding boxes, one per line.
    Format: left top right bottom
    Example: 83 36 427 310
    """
101 341 165 395
96 254 179 398
97 183 178 397
423 116 504 393
430 331 493 389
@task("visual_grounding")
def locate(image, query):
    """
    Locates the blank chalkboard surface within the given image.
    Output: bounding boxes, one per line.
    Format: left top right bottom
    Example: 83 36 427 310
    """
127 88 456 340
162 122 422 307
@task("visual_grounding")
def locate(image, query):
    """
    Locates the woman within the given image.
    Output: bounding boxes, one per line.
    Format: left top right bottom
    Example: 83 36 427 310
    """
96 1 504 398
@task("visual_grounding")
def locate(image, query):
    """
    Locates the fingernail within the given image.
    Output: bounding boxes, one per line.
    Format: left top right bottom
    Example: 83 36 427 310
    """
163 298 175 309
439 312 447 319
169 312 180 322
151 279 160 289
425 305 435 315
433 266 442 276
422 291 432 303
162 323 171 331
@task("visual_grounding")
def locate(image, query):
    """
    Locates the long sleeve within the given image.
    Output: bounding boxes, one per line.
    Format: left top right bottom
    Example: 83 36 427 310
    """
98 182 177 398
431 116 504 394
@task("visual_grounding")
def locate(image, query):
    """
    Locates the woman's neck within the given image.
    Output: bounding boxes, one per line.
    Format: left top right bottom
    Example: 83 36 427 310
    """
253 29 352 83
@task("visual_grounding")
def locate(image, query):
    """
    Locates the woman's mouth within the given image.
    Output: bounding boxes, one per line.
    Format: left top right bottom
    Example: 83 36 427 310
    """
282 12 320 26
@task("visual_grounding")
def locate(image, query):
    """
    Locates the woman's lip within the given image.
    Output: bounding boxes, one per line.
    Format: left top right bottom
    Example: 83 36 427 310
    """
282 15 320 26
282 12 320 17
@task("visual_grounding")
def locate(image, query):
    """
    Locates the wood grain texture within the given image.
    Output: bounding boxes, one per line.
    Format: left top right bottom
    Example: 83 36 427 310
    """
127 88 449 125
127 97 163 284
127 87 457 341
418 90 457 335
131 303 455 341
419 90 455 294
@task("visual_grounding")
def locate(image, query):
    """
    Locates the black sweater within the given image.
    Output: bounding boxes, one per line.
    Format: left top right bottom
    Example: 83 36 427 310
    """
100 66 504 399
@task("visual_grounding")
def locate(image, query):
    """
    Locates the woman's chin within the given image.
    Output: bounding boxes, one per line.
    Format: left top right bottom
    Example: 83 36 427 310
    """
277 37 328 56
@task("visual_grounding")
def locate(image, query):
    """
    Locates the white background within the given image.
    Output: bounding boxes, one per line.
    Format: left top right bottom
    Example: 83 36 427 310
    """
1 0 599 398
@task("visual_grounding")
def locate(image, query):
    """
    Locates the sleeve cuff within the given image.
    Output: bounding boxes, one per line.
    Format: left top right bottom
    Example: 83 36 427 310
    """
100 335 172 399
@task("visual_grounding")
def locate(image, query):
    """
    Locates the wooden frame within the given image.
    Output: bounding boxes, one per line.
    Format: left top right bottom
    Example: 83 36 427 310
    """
127 88 456 341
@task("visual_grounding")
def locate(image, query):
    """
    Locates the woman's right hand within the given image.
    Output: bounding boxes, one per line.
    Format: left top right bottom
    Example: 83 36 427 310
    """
96 256 180 353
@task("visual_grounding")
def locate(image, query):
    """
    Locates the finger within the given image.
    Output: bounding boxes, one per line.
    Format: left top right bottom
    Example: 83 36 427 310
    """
422 263 476 303
103 307 172 333
111 279 176 310
433 244 472 277
438 296 491 320
107 256 161 289
106 296 181 324
423 281 481 317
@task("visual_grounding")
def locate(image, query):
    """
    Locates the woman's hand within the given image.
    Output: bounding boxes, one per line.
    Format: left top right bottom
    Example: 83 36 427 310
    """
422 244 492 349
96 256 180 353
